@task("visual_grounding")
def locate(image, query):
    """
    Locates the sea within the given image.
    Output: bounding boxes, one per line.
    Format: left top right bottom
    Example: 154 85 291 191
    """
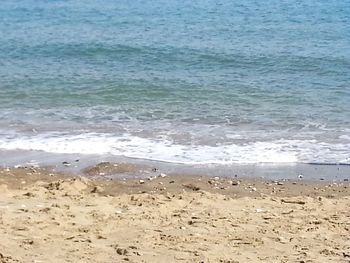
0 0 349 175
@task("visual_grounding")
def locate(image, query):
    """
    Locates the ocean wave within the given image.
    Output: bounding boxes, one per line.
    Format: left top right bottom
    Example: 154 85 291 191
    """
0 132 349 165
2 41 349 75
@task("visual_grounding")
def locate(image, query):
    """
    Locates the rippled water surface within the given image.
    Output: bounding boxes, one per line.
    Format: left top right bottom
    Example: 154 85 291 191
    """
0 0 349 164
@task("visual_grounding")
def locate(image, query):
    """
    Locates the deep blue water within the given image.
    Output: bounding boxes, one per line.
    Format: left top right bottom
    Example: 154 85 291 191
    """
0 0 349 164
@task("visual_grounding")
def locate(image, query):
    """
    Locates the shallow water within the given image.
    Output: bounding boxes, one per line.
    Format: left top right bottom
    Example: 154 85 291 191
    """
0 0 349 165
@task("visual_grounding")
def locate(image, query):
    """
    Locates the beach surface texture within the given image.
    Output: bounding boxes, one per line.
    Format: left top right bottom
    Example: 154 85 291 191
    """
0 165 349 263
1 0 349 262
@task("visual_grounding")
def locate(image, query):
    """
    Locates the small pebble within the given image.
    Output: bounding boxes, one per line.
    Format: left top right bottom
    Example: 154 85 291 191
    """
277 237 288 244
116 248 127 255
62 161 71 167
230 180 240 186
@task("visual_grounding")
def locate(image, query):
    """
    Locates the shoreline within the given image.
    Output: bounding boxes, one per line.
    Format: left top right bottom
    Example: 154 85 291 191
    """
1 150 350 182
1 164 350 198
0 164 349 262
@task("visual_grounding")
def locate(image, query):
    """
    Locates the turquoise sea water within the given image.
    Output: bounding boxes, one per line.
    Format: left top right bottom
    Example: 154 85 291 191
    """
0 0 349 164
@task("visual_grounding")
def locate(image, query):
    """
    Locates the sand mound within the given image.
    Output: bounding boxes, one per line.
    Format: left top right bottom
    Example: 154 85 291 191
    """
31 177 97 196
83 162 144 176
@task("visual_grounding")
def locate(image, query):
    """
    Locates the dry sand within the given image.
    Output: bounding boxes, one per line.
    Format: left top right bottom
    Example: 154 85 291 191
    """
0 164 349 263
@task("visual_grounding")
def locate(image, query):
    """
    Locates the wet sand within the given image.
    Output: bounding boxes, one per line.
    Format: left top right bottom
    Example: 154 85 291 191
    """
0 164 349 262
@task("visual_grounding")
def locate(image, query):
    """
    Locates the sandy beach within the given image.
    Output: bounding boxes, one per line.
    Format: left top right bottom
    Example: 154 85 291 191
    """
0 163 349 263
1 0 350 262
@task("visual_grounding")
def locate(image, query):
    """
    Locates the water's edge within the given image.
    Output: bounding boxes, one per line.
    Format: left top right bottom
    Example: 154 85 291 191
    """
1 150 349 182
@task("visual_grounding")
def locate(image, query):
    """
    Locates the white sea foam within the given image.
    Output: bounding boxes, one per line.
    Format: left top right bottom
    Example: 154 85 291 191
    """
0 132 349 164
